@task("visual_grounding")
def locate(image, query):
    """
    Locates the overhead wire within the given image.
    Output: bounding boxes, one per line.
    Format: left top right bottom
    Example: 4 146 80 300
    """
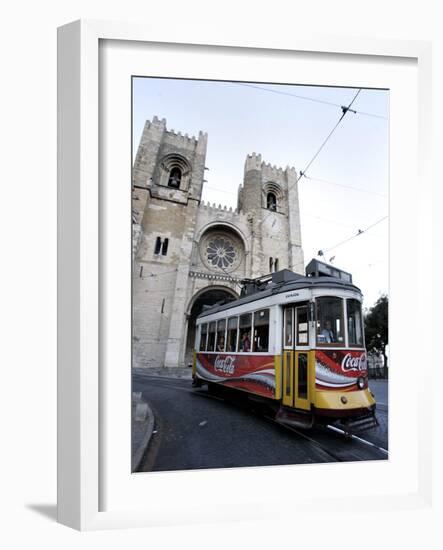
235 82 342 108
202 86 387 270
205 88 382 212
319 216 388 256
256 89 362 233
303 175 387 198
205 175 387 199
299 89 361 178
233 82 387 120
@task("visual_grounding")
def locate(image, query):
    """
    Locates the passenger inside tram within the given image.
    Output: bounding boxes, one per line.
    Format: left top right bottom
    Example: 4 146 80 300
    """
240 332 251 352
217 336 225 352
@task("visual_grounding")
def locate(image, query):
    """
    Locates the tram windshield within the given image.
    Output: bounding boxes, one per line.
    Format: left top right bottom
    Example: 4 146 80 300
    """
316 296 344 345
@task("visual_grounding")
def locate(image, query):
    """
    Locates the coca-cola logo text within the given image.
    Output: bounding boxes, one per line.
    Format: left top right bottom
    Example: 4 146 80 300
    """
341 353 367 373
214 355 236 375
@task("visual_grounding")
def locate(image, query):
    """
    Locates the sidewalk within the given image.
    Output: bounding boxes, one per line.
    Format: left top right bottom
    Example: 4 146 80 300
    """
132 366 193 380
132 391 155 472
131 367 193 471
368 378 388 405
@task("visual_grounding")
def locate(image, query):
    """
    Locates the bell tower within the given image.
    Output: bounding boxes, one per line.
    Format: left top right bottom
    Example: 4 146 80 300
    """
238 153 304 276
132 116 208 260
132 117 208 369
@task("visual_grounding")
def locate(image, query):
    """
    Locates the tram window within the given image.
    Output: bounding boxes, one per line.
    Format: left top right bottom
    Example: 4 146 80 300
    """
207 321 216 351
239 313 252 352
253 309 269 352
199 324 207 351
226 317 238 352
216 319 226 352
297 353 308 399
284 308 293 347
347 299 364 346
285 352 292 395
316 297 344 345
296 306 309 345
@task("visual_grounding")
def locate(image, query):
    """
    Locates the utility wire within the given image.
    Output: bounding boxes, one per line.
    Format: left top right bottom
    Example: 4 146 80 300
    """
302 212 356 228
203 88 385 260
235 82 341 108
234 82 387 120
319 216 388 256
205 89 386 212
205 175 386 199
299 89 361 178
212 261 243 288
256 89 362 233
139 267 179 279
303 175 387 198
204 185 237 195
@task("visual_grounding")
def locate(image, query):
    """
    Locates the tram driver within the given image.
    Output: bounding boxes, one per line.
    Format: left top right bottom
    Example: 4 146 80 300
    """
320 320 335 343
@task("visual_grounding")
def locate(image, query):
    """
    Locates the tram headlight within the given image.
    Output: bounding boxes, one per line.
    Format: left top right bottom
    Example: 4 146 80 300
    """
357 377 365 390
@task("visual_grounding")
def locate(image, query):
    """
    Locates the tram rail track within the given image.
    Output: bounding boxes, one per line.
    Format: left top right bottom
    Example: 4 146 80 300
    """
136 375 388 462
203 387 389 462
325 424 388 455
263 414 387 462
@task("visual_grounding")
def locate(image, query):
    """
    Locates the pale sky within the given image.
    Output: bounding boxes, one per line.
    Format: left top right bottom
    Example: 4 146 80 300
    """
133 77 389 310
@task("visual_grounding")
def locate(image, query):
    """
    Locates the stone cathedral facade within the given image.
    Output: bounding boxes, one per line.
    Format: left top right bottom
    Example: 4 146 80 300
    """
132 116 304 369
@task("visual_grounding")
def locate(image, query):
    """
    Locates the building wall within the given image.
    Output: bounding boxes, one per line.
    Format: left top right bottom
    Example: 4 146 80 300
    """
132 118 305 368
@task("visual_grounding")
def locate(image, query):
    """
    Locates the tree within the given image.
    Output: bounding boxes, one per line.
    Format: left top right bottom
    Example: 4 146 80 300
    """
364 295 388 378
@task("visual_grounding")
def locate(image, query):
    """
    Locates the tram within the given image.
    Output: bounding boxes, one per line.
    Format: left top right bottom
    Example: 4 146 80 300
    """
192 259 377 431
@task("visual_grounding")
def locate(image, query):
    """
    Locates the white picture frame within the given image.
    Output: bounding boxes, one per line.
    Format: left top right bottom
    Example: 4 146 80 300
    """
57 19 434 531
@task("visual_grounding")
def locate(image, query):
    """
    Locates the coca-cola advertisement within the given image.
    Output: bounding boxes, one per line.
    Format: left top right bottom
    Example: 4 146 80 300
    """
315 350 368 391
196 353 276 398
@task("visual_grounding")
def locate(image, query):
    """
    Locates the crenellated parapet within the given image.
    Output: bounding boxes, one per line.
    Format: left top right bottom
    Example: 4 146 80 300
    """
199 200 245 217
197 201 252 229
241 152 299 212
244 152 262 172
132 116 208 210
163 128 208 151
261 162 284 179
245 158 298 188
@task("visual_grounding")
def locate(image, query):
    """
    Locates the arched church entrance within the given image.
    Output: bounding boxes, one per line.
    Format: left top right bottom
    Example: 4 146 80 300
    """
184 286 239 366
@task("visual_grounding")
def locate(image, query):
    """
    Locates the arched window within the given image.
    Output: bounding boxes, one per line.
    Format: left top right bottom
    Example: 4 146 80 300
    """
154 236 170 256
269 257 274 272
154 236 162 255
168 167 182 189
274 258 279 271
267 192 277 211
161 238 169 256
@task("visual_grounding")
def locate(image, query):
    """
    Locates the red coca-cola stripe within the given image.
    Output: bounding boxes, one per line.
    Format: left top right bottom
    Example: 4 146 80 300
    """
316 350 344 371
222 378 274 398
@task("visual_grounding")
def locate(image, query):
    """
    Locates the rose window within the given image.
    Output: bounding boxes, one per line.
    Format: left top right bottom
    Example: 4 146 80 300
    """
206 238 237 269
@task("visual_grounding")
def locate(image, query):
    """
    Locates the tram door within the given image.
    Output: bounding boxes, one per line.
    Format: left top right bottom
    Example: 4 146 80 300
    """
282 305 310 410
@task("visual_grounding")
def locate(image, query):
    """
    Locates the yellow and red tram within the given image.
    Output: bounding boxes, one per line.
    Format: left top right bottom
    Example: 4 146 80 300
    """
192 259 377 430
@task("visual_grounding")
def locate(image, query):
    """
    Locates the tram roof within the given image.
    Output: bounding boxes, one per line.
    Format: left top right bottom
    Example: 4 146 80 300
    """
197 274 362 320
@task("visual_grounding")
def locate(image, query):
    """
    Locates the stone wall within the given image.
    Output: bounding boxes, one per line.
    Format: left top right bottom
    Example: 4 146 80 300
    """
132 117 305 368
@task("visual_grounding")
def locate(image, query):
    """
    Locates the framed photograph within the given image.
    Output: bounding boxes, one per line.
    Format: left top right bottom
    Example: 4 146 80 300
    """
58 20 433 531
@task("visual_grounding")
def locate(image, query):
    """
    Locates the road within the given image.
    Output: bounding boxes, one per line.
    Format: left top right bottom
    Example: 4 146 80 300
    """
133 373 388 472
